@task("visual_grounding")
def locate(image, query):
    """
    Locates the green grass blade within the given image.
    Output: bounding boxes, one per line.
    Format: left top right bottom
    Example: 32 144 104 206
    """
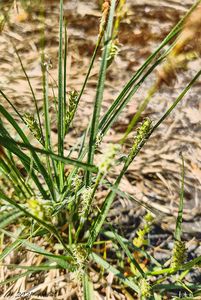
58 0 64 190
13 45 44 143
86 0 116 185
64 21 68 117
0 211 24 229
98 0 201 134
175 153 185 241
0 89 25 125
0 190 69 253
90 252 139 293
110 226 145 278
149 69 201 135
0 239 22 262
41 53 58 193
0 135 98 173
0 270 34 286
102 230 161 267
0 137 47 198
0 104 55 199
2 263 61 271
83 273 94 300
24 241 73 269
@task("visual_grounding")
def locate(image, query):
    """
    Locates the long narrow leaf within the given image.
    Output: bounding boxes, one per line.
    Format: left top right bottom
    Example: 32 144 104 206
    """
88 69 201 248
86 0 116 185
0 104 55 199
175 153 185 241
83 273 94 300
98 0 201 134
58 0 64 190
91 252 139 293
110 226 145 278
0 135 98 173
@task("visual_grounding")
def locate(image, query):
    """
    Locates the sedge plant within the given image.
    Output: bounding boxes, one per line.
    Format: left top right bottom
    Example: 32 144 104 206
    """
0 0 201 299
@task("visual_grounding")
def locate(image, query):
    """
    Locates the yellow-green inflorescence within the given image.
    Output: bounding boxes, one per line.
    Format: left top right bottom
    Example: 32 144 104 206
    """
24 113 44 145
65 90 79 134
78 187 93 218
71 243 88 274
133 213 154 248
27 197 52 220
171 240 187 269
71 174 82 193
139 278 151 298
128 118 152 163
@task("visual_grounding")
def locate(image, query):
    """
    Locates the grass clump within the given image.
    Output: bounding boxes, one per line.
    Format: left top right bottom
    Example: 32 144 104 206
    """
0 0 201 299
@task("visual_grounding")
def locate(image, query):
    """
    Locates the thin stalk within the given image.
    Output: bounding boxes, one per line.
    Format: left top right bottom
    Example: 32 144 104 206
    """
13 45 44 144
121 83 158 143
41 56 57 200
58 0 64 191
64 21 68 118
86 0 116 186
174 153 185 241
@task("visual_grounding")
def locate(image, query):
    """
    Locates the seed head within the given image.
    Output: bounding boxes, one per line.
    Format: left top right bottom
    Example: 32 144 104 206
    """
24 113 44 145
171 240 187 269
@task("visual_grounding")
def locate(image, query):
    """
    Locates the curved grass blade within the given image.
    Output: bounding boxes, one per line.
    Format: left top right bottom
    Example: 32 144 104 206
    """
90 252 139 293
0 139 47 198
110 226 145 278
0 239 22 262
0 89 25 125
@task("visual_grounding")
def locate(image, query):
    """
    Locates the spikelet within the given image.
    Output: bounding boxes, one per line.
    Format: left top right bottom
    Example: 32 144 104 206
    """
71 243 88 274
95 131 104 148
174 4 201 55
107 42 119 67
24 113 44 145
98 0 111 42
171 240 187 269
139 278 151 298
0 14 5 32
65 90 79 134
107 0 127 67
133 213 154 248
128 118 152 162
112 0 126 40
71 174 82 193
78 187 93 218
